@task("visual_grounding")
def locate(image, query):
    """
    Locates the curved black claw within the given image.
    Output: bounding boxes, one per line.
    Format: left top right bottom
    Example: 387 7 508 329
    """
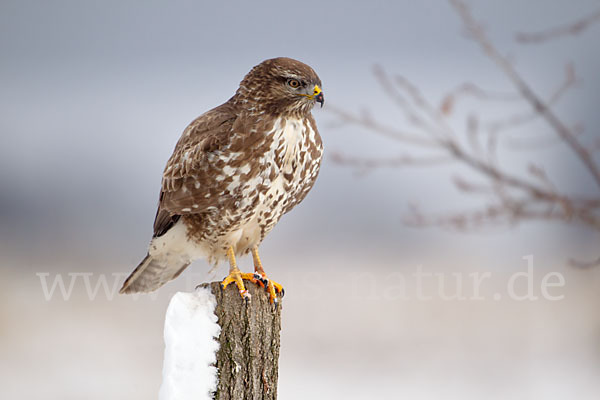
253 273 269 287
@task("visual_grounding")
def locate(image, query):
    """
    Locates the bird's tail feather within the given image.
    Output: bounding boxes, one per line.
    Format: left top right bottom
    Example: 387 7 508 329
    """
119 254 190 294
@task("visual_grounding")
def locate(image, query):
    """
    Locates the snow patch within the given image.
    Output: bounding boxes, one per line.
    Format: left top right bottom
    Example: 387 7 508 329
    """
159 287 221 400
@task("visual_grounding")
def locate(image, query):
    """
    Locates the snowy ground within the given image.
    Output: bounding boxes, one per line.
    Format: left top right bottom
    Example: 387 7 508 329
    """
2 249 600 400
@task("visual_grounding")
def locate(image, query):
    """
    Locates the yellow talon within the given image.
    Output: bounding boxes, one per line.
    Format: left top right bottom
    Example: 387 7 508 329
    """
221 247 254 300
221 246 284 304
266 283 277 304
271 280 284 294
251 247 285 305
221 269 250 299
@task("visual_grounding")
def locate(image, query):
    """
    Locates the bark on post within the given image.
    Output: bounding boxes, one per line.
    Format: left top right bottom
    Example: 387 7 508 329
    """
201 281 282 400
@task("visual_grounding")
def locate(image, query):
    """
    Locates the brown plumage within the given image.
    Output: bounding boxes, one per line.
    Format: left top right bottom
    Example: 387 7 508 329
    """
120 57 324 302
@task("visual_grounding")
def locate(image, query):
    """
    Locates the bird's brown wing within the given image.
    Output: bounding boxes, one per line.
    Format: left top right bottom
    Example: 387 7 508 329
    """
152 102 239 237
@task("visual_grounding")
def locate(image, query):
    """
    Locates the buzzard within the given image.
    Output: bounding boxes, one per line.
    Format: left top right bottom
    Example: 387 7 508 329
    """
120 57 324 304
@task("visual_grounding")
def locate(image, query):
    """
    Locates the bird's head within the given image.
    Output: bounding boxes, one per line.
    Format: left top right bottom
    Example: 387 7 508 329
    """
234 57 324 116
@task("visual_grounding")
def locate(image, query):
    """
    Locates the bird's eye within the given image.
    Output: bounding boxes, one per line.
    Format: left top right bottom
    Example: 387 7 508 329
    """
287 79 300 88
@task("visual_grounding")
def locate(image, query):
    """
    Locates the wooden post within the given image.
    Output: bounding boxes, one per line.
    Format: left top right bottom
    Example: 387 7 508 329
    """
201 282 282 400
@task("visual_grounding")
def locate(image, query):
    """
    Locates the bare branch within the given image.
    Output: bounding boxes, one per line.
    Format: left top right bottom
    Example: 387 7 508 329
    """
516 8 600 43
362 65 586 216
392 74 455 140
526 163 554 190
332 0 600 265
330 152 453 175
439 82 521 116
452 175 493 195
326 105 436 147
449 0 600 188
484 63 577 134
406 198 598 232
445 139 563 204
466 113 482 155
506 123 585 150
569 256 600 269
372 66 437 134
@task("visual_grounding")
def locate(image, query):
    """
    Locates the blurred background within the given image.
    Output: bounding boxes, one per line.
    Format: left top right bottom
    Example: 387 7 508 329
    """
1 0 599 399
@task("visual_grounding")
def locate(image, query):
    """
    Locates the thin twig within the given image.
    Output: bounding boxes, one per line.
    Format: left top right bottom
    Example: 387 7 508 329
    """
484 63 577 134
450 0 600 188
326 105 436 147
331 0 600 247
439 82 521 115
569 256 600 269
330 152 453 173
373 66 438 134
516 8 600 43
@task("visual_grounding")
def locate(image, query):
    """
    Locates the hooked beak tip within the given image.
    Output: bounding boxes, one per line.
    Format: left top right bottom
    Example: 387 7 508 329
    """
315 92 324 108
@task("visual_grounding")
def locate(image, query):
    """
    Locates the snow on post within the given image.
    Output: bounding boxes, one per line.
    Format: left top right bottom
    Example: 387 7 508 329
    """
158 282 282 400
159 287 220 400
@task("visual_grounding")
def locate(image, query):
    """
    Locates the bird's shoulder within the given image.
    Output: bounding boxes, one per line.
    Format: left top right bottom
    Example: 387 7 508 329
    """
155 101 281 224
165 101 237 177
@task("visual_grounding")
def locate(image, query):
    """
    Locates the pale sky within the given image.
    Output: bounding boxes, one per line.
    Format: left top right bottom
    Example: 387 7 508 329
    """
1 0 599 267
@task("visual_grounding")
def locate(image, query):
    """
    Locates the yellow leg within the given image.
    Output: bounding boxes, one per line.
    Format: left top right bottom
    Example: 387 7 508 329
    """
221 246 255 300
251 247 284 304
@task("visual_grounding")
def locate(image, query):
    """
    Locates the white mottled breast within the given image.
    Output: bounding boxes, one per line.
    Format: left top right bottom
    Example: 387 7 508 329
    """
151 115 322 262
232 116 322 254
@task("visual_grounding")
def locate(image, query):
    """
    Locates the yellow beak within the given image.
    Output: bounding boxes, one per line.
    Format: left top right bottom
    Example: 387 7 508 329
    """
312 85 324 107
